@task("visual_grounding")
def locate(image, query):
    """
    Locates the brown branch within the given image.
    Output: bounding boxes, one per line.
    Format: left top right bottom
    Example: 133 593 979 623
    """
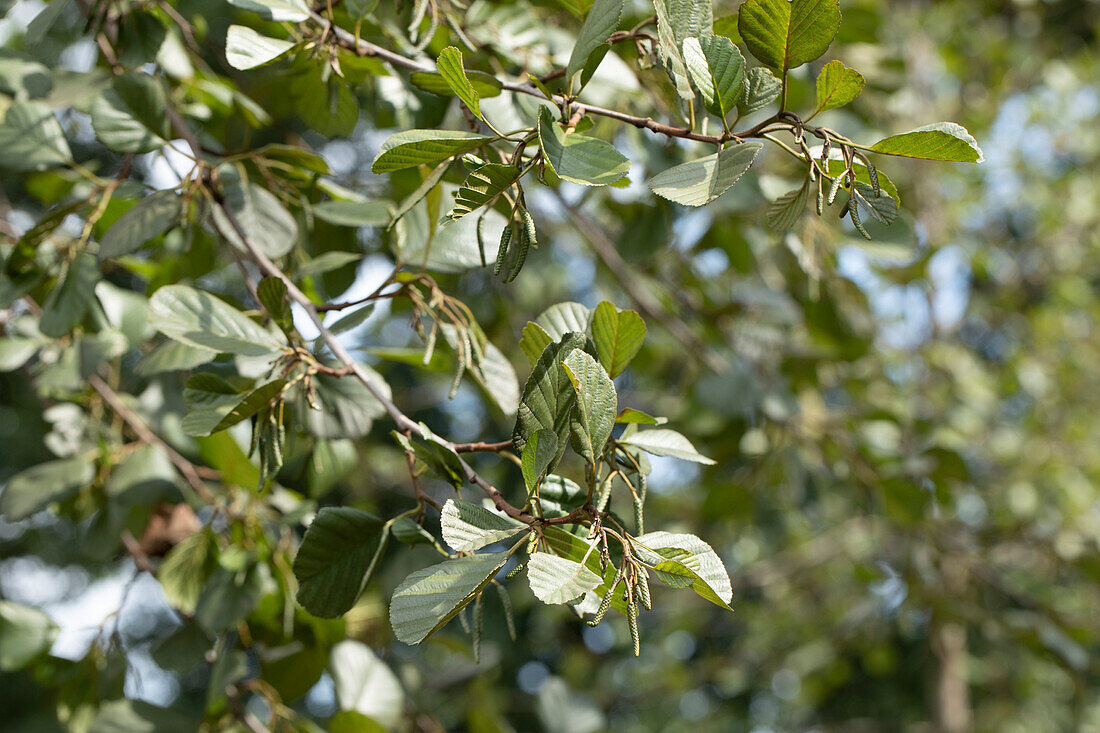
309 10 781 147
88 374 220 504
453 440 513 453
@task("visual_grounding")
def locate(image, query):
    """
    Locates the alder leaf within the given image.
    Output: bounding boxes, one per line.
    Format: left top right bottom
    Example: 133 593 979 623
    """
436 46 482 120
737 0 840 74
869 122 984 163
813 60 864 115
389 552 510 644
591 301 646 378
537 107 630 186
618 428 716 465
648 142 763 207
293 507 387 618
225 25 295 70
372 130 493 174
440 499 525 553
527 552 603 605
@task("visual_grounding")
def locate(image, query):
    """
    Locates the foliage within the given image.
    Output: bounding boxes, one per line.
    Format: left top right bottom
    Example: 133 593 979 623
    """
3 0 1096 730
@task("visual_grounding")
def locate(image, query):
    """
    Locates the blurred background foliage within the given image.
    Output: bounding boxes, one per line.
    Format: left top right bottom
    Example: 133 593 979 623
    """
1 0 1099 731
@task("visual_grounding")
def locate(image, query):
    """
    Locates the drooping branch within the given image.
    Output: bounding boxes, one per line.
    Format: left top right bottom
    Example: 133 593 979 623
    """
308 10 783 147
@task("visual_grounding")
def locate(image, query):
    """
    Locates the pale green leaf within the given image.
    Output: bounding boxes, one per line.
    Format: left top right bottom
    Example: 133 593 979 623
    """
0 601 57 671
738 66 781 116
225 25 295 70
330 641 405 729
537 107 630 186
227 0 309 22
293 507 387 618
148 284 283 356
618 428 715 464
527 552 602 605
682 35 745 118
648 142 763 206
440 499 526 553
389 552 510 644
0 100 72 170
562 348 617 463
0 457 95 521
766 180 810 231
210 166 298 258
157 529 214 614
634 531 732 607
90 73 171 154
535 301 592 341
312 200 391 227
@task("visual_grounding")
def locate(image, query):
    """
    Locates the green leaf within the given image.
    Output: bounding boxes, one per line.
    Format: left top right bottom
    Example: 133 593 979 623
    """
738 66 782 116
869 122 984 163
541 526 628 614
436 46 482 120
440 499 526 553
0 601 57 671
135 340 218 376
149 284 283 356
25 0 73 46
535 301 592 341
654 0 714 102
513 332 588 468
634 531 732 608
157 529 215 614
566 0 625 85
389 552 510 644
210 380 286 434
372 130 493 174
562 348 617 463
227 0 310 22
312 200 391 227
410 70 502 98
527 552 603 605
195 561 266 632
91 73 171 154
391 517 435 546
591 301 646 378
0 337 41 372
682 35 746 118
396 189 507 273
618 428 716 464
39 252 100 337
713 14 742 43
100 190 181 259
257 276 292 335
616 407 663 424
210 166 298 258
648 142 763 207
520 321 554 364
298 251 364 278
448 164 520 220
521 429 558 494
737 0 840 74
813 60 864 115
329 641 405 729
0 457 95 521
766 179 810 231
293 507 387 618
0 101 72 170
225 25 295 70
537 107 630 186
